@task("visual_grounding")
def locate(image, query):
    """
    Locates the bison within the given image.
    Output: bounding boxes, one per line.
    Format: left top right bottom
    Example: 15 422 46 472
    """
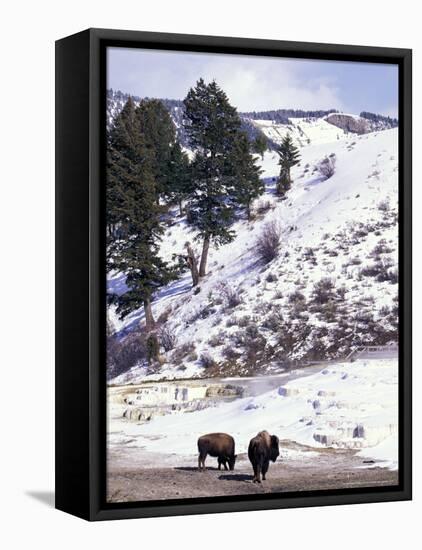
197 433 237 471
248 430 280 483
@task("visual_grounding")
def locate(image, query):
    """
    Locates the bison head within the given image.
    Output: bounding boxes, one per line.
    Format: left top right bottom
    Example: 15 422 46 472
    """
228 454 237 471
270 435 280 462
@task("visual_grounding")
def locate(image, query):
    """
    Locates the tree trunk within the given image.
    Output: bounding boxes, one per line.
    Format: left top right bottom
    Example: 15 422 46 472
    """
144 298 156 331
185 242 199 286
199 235 210 277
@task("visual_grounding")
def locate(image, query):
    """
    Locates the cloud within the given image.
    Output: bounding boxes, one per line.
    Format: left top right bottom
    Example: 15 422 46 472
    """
198 57 345 111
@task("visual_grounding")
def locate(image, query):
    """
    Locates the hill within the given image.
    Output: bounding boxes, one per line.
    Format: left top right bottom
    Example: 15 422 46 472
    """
107 121 398 383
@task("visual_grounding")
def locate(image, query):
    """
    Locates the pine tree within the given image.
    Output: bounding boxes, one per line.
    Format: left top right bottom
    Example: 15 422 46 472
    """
252 132 268 160
107 98 176 330
167 142 192 216
106 97 137 263
183 78 243 277
276 133 300 197
231 133 264 220
135 99 177 202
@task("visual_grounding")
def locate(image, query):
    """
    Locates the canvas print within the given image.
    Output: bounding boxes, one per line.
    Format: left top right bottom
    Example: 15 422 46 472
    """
105 47 399 504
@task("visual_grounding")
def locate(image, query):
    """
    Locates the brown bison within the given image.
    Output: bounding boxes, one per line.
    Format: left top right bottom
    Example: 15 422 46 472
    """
197 433 237 471
248 430 280 483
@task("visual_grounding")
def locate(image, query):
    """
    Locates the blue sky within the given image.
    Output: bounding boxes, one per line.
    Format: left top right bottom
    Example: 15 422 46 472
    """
107 47 398 117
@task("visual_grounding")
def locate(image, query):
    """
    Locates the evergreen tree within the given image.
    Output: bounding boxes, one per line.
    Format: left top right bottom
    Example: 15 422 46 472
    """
107 98 176 330
252 132 268 160
135 99 177 202
276 133 300 197
183 78 244 277
231 133 264 220
167 142 192 216
106 97 137 262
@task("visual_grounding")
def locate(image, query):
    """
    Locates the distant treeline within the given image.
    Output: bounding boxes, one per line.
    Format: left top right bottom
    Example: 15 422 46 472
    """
240 108 338 123
359 111 398 127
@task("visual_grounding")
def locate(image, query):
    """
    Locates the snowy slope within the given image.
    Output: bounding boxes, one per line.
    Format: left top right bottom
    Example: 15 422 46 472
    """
108 126 398 381
250 116 347 148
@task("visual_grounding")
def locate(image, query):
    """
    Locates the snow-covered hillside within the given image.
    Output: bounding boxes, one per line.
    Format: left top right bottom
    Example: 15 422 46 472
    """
250 116 347 148
108 125 398 382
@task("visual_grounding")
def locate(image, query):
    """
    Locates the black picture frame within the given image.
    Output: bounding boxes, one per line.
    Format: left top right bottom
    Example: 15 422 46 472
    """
55 28 412 521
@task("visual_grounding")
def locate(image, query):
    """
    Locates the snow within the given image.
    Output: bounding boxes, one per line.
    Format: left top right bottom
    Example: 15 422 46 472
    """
108 358 398 466
357 435 398 470
250 116 347 148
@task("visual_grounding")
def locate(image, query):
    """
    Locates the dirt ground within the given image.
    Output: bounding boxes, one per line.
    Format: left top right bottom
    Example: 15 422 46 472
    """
107 440 398 503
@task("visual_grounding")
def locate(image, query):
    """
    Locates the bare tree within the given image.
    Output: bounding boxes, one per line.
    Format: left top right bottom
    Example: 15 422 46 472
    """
184 242 199 287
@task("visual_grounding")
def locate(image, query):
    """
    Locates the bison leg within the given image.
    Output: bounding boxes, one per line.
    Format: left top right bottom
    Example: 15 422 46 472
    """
262 459 269 480
218 458 228 470
198 453 206 471
255 461 262 483
252 463 259 483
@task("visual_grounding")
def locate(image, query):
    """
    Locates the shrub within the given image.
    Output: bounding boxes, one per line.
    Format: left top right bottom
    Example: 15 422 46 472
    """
107 330 147 378
226 316 238 328
172 342 196 365
311 278 335 304
208 331 226 347
277 322 311 355
256 220 281 264
254 199 273 216
317 299 338 322
303 247 317 265
199 305 216 319
215 282 241 309
245 324 260 340
370 239 393 256
237 315 251 328
158 325 177 351
303 247 315 259
379 305 391 317
222 345 241 361
262 310 284 332
288 290 306 304
243 327 267 366
360 259 395 282
337 286 347 300
200 352 217 369
377 199 390 212
266 272 277 283
187 350 199 362
349 257 362 266
387 269 399 284
317 155 336 179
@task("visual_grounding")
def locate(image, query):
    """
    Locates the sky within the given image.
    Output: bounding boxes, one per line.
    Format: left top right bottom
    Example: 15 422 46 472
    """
107 47 398 118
